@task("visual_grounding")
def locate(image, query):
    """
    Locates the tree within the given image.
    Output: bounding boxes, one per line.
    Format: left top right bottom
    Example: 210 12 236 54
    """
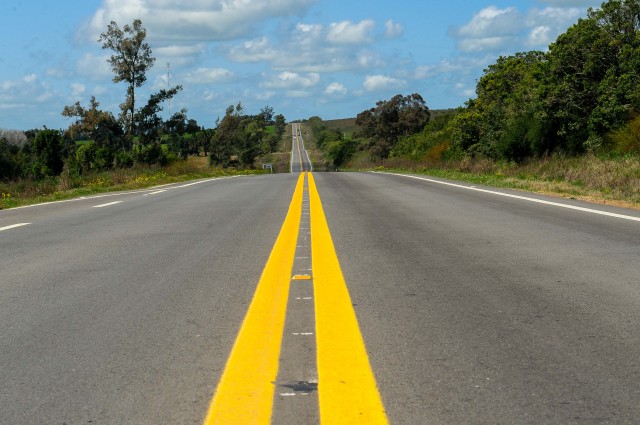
32 129 64 178
355 93 430 159
99 19 156 136
209 103 281 168
136 85 183 144
274 114 286 139
61 96 124 150
258 106 275 125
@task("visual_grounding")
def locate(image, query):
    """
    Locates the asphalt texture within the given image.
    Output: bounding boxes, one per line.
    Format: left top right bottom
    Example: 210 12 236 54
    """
2 171 640 424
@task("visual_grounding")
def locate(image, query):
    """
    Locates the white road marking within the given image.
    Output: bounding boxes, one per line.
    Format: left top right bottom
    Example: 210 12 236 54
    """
93 201 122 208
145 190 167 196
381 172 640 223
0 223 30 232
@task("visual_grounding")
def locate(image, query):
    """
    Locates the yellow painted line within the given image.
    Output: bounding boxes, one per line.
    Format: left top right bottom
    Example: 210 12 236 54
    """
308 172 389 424
202 173 305 425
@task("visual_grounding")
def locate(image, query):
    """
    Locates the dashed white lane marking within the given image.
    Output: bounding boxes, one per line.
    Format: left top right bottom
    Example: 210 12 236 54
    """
0 223 30 232
292 332 314 336
145 189 167 196
380 172 640 223
93 201 123 208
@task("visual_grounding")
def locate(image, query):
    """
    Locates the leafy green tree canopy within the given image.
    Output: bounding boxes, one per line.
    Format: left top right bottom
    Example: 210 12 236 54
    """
99 19 155 136
356 93 430 159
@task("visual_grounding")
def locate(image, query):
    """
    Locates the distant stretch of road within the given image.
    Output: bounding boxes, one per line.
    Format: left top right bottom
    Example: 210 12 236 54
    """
2 133 640 423
290 122 312 173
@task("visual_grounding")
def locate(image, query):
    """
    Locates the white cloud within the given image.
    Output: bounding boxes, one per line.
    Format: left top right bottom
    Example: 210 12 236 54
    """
81 0 318 44
527 26 553 47
363 75 406 92
0 74 56 107
286 90 312 98
262 72 320 89
537 0 600 6
154 43 207 66
450 4 589 53
184 68 234 84
449 6 521 52
325 82 347 96
227 18 389 74
76 53 112 80
357 51 385 68
384 20 404 39
326 20 375 45
525 7 582 48
256 91 276 101
228 37 279 62
71 83 86 97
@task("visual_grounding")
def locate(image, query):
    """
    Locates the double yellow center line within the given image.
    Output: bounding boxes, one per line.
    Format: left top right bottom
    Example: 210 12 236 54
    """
203 172 388 424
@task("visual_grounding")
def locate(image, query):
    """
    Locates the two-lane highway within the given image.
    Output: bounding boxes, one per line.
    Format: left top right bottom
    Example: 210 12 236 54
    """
290 123 313 173
3 158 640 423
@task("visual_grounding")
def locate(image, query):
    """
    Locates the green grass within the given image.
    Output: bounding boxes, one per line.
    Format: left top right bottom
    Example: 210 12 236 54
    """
346 154 640 209
0 156 267 210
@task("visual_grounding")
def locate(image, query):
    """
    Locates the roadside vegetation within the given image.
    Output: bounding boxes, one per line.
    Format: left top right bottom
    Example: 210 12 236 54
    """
0 20 286 210
308 0 640 209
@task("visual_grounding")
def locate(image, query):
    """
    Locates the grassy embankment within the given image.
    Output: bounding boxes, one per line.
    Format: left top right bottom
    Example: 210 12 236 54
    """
0 156 265 210
322 117 640 210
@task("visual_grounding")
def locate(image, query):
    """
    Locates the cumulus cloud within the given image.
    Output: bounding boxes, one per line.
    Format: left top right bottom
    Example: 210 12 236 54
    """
326 20 375 45
184 68 234 84
77 1 325 91
71 83 86 97
537 0 600 6
449 6 521 52
76 53 113 80
363 75 406 92
228 37 279 63
384 20 404 39
325 82 347 96
227 18 394 74
525 6 582 46
262 72 320 90
449 4 589 53
81 0 318 44
0 74 55 107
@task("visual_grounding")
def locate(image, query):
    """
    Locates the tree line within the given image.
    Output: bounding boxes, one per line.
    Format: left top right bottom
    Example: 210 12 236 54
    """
0 19 285 182
322 0 640 167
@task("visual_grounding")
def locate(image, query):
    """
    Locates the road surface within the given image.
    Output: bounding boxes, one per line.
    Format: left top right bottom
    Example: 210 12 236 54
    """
2 165 640 423
290 123 313 173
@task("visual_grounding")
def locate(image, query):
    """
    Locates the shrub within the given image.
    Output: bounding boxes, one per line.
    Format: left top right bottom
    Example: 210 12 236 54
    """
609 115 640 154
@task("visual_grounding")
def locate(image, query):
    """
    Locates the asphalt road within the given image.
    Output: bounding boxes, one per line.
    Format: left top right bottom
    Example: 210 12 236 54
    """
2 171 640 424
290 123 312 173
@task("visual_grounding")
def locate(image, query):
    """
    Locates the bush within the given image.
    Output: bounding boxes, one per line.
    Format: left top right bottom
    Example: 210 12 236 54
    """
133 143 167 165
609 115 640 154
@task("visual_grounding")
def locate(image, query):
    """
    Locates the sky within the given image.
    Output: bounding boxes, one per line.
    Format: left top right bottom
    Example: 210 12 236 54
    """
0 0 604 131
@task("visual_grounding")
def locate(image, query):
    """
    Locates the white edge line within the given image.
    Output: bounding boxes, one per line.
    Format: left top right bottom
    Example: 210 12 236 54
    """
2 175 249 211
374 172 640 223
0 223 30 232
93 201 123 208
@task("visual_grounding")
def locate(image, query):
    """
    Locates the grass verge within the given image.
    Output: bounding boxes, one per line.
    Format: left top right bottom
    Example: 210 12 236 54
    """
349 154 640 210
0 156 266 210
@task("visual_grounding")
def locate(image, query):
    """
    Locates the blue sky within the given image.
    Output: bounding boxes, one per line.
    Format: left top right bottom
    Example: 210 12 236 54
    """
1 0 603 130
